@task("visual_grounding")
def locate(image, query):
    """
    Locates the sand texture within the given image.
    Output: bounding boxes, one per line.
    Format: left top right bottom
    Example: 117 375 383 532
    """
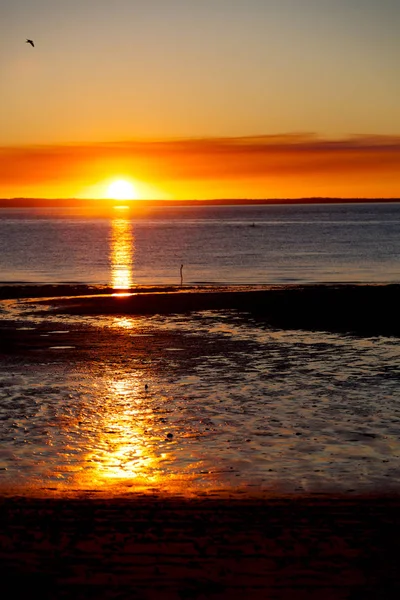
1 496 400 599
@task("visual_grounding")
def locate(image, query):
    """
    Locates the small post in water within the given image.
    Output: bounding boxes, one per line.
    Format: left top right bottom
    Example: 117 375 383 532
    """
180 263 184 287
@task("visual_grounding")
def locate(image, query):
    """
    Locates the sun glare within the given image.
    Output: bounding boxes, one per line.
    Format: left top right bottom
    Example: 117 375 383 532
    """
107 179 137 200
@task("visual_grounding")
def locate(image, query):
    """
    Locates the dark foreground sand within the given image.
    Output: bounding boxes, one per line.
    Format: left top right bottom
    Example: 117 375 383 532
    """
1 495 400 599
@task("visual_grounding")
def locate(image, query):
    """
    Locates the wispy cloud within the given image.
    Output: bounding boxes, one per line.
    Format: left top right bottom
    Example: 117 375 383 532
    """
1 134 400 187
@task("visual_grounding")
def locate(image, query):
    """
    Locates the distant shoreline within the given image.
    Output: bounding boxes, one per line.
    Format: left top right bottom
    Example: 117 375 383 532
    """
0 197 399 208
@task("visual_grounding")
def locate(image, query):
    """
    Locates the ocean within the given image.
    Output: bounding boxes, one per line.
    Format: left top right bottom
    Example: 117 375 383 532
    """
0 202 399 285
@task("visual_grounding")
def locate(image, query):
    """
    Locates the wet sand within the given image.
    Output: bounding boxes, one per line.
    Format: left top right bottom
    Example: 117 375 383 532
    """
22 283 400 336
1 284 400 598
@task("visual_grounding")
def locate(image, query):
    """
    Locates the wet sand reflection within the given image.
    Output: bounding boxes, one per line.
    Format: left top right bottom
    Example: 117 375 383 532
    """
78 377 161 492
1 306 400 497
51 364 203 496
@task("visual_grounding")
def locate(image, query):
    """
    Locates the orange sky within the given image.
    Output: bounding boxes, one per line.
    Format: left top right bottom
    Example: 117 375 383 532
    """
1 134 400 200
1 1 400 200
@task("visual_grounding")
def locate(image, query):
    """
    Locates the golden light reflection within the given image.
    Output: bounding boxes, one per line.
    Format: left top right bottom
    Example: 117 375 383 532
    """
111 317 138 330
80 377 162 491
94 381 151 481
69 375 201 497
110 216 134 290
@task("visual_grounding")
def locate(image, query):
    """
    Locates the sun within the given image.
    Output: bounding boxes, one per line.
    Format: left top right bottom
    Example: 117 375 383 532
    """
107 179 137 200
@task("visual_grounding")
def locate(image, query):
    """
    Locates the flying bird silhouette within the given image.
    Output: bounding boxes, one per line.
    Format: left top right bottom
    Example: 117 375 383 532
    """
26 39 35 47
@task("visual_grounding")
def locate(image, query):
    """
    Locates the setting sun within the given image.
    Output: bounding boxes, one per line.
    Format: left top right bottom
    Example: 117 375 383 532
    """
107 179 137 200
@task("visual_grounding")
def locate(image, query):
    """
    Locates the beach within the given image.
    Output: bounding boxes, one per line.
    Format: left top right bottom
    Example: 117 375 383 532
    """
1 495 400 599
1 284 400 598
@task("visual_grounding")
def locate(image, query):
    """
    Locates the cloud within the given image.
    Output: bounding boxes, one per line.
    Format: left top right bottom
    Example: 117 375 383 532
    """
1 134 400 187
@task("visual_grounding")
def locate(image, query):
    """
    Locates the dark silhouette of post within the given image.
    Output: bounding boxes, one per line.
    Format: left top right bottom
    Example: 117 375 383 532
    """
180 264 184 287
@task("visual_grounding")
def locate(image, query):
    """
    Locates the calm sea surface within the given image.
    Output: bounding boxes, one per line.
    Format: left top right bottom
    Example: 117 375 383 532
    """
0 203 399 285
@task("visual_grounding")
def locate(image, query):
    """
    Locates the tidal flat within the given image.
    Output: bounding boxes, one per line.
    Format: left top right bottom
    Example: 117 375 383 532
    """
1 284 400 598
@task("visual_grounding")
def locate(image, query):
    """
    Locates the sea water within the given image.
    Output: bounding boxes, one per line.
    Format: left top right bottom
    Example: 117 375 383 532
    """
0 203 399 285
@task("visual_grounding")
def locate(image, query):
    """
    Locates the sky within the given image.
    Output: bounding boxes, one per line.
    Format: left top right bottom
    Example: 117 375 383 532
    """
1 0 399 200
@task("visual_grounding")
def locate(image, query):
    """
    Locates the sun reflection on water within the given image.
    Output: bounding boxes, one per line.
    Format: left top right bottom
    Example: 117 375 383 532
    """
91 379 155 481
111 317 138 330
110 217 134 290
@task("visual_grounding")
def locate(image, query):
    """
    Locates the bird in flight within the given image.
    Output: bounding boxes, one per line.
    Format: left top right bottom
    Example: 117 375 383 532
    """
26 39 35 47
